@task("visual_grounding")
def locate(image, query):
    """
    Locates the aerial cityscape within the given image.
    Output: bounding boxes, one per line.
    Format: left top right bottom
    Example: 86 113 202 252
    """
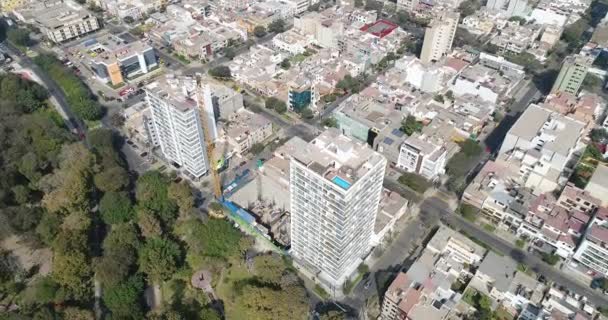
1 0 608 318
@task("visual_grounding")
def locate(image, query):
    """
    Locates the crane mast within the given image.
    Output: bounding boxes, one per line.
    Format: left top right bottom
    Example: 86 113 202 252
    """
195 76 222 200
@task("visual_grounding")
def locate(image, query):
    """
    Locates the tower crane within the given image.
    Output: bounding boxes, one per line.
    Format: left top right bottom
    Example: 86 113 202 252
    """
195 75 222 201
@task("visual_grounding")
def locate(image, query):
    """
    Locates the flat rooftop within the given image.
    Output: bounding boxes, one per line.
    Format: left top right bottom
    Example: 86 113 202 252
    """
291 128 385 190
145 74 199 111
360 19 398 38
78 34 153 65
24 1 95 28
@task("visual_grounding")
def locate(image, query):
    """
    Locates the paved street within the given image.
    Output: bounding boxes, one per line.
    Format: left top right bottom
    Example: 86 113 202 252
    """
420 197 608 307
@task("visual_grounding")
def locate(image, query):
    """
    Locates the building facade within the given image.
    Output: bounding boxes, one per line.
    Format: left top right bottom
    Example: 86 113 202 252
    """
551 54 593 95
397 133 447 180
290 129 386 290
88 38 158 86
486 0 530 17
420 11 459 65
145 75 210 179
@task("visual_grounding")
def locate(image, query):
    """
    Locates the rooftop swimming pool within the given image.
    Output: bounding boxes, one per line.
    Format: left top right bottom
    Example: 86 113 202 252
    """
332 176 351 190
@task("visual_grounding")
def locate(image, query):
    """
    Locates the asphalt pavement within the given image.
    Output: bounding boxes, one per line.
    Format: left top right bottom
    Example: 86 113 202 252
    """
420 197 608 307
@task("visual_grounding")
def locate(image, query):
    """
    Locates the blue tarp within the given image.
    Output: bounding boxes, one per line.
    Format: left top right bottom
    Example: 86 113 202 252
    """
222 200 255 225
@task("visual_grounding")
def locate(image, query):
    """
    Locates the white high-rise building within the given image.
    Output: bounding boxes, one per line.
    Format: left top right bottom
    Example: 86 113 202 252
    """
420 11 459 65
145 74 216 179
486 0 530 17
290 129 386 290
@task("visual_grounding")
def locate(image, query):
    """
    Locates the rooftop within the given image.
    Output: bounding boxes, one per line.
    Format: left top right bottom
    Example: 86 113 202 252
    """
290 129 385 190
586 164 608 189
507 104 584 156
477 251 518 292
427 226 487 259
145 74 199 111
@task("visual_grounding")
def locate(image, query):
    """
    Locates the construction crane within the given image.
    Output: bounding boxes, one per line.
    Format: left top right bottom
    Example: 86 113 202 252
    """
195 75 222 201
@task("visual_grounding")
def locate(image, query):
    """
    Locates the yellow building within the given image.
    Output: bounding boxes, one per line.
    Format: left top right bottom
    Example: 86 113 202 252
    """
1 0 29 11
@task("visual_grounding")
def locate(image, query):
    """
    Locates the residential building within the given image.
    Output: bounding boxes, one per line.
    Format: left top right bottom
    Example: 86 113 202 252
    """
573 212 608 276
557 183 600 214
584 165 608 206
220 109 273 157
396 0 418 11
1 0 29 11
123 101 160 148
420 11 459 64
208 83 244 120
82 35 157 86
486 0 531 17
498 104 585 195
397 133 447 180
145 74 213 179
290 129 386 290
425 225 487 265
381 227 484 320
551 54 593 95
469 252 545 307
14 0 101 43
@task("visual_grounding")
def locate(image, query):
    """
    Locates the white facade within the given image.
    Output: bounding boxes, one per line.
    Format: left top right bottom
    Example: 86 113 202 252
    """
573 217 608 276
420 12 459 65
397 134 447 180
486 0 530 17
290 129 386 289
145 76 209 179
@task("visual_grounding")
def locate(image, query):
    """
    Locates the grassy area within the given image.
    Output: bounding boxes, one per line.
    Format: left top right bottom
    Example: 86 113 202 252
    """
313 284 330 300
483 223 496 233
215 262 252 319
517 263 534 276
174 54 191 64
494 306 515 320
290 53 307 64
459 203 479 222
397 172 432 193
343 272 365 295
461 287 479 306
84 119 102 129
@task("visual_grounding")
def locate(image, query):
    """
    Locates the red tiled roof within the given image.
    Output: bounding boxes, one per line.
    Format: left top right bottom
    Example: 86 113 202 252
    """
589 224 608 243
567 218 585 234
445 57 469 72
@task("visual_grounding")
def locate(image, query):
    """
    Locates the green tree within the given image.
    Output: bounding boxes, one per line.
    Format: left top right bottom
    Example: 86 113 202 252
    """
94 249 135 287
280 58 291 70
103 275 145 318
136 171 178 226
123 16 135 24
103 223 140 255
268 19 286 33
401 115 423 136
321 117 338 128
7 28 32 47
265 97 287 113
241 284 309 319
139 237 182 281
250 143 265 155
182 219 242 259
253 254 286 284
460 139 482 157
590 128 608 143
137 208 163 238
458 0 481 18
94 165 130 192
300 108 314 119
541 253 560 266
208 66 232 80
36 212 62 245
459 204 478 222
62 307 94 320
100 191 134 225
11 184 31 205
224 47 236 60
254 25 267 38
168 182 194 216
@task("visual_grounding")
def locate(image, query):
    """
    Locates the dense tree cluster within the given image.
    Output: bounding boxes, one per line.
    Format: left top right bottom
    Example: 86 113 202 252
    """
34 54 104 121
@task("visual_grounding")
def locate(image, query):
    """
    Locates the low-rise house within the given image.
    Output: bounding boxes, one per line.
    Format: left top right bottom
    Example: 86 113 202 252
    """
397 133 448 180
498 104 586 195
14 0 101 43
220 109 273 157
584 165 608 207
